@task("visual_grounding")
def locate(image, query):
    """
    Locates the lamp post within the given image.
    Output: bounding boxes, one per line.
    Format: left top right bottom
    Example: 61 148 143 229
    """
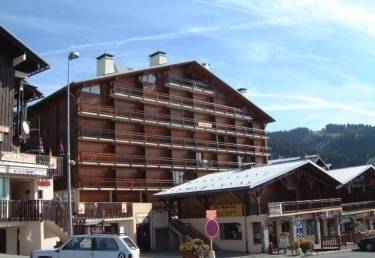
67 51 79 236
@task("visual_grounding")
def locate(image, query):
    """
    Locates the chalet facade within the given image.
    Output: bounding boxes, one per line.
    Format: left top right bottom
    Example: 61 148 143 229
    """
29 51 274 204
156 161 375 253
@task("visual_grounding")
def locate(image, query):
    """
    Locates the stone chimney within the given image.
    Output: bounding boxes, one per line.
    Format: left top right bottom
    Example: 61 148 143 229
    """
96 53 115 76
149 51 167 66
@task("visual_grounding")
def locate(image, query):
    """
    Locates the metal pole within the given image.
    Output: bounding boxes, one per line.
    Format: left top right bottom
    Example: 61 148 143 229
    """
67 58 73 236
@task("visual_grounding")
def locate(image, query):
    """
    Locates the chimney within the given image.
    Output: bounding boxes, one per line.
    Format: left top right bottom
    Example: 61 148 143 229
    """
149 51 167 66
237 88 247 96
96 53 116 76
201 62 211 70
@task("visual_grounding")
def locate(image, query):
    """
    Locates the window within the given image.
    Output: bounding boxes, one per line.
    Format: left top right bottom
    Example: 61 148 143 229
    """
94 238 119 251
252 222 262 244
306 219 315 235
0 178 8 199
172 171 184 185
122 237 138 250
63 237 92 250
82 85 100 95
37 190 43 199
220 223 242 240
140 73 156 84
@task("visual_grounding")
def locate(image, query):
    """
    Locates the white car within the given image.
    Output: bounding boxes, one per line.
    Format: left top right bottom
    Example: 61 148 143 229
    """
31 234 140 258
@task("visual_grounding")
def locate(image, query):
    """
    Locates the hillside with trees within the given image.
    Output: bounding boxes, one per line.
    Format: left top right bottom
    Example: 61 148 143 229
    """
269 124 375 169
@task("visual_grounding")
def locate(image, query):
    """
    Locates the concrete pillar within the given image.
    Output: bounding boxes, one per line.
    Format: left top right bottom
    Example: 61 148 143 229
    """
335 216 341 236
322 219 328 237
261 223 270 253
291 217 297 241
314 215 321 244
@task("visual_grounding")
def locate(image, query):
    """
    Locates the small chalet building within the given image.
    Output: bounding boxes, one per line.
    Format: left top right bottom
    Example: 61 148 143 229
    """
325 165 375 234
156 160 342 253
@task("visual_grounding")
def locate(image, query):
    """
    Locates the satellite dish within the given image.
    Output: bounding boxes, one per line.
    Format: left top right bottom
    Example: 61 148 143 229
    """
22 121 30 135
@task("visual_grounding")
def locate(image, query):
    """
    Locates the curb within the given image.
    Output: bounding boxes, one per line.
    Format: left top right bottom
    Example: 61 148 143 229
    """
308 248 354 256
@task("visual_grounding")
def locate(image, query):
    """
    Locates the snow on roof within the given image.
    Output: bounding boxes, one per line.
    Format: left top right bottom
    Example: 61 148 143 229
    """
324 164 375 185
156 160 330 197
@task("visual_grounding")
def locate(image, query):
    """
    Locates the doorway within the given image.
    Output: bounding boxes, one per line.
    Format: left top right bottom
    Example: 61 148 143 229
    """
136 223 151 251
0 228 6 253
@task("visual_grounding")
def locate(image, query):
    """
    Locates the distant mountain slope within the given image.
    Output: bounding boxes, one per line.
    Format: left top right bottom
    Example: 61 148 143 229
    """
269 124 375 169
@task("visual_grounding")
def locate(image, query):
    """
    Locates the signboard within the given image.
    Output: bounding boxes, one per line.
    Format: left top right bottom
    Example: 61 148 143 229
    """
0 152 36 164
8 166 46 176
278 232 292 253
296 217 303 237
206 210 217 220
49 157 57 169
0 125 9 133
78 203 85 214
268 202 283 216
210 204 243 217
205 219 219 238
37 179 51 188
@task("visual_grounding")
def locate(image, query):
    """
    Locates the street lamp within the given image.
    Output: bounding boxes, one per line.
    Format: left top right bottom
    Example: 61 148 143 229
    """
67 51 79 236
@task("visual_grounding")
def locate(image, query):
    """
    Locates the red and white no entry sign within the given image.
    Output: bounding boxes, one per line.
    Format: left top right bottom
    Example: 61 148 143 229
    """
205 219 219 238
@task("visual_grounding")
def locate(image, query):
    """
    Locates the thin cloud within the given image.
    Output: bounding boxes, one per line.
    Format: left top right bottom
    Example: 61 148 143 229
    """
199 0 375 37
248 92 375 117
41 22 269 56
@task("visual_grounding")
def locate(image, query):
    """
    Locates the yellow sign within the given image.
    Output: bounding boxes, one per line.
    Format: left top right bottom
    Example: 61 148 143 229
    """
210 204 243 217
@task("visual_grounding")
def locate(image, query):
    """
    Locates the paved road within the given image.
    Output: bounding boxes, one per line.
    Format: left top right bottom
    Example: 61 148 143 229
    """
1 249 373 258
140 249 374 258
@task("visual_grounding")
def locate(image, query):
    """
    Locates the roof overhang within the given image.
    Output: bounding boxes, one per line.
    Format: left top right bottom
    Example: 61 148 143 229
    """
0 26 49 76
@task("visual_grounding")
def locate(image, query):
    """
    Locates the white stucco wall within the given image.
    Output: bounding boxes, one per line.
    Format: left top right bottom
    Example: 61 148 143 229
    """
182 215 269 253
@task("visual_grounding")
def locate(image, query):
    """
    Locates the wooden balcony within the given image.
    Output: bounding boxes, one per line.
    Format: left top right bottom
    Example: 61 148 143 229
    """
165 75 214 95
78 127 271 157
77 104 268 139
112 86 251 120
79 152 239 171
78 177 174 191
0 200 132 232
268 198 342 217
342 201 375 214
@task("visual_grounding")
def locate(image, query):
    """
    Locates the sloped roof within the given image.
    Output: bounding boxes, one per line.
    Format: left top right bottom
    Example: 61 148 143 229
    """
0 26 49 75
30 60 274 123
324 164 375 185
155 160 339 198
269 154 329 169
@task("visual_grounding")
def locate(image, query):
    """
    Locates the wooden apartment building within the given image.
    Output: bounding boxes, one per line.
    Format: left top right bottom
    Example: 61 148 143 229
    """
29 51 274 203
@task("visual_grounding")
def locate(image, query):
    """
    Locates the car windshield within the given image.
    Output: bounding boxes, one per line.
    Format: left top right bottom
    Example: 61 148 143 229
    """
122 237 138 250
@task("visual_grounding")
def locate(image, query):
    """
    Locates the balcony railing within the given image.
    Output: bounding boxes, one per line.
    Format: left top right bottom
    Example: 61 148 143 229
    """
77 104 268 139
342 201 375 213
0 200 132 229
268 198 342 216
78 127 271 156
78 176 174 190
166 75 213 95
112 86 251 120
79 152 239 171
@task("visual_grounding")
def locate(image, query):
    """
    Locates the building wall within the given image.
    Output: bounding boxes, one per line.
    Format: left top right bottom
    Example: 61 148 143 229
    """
182 215 269 253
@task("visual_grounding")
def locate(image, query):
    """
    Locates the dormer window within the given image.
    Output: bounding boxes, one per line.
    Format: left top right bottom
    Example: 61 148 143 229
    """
82 85 100 95
140 73 156 84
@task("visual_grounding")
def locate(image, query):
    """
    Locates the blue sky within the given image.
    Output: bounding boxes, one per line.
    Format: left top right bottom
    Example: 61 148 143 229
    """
2 0 375 131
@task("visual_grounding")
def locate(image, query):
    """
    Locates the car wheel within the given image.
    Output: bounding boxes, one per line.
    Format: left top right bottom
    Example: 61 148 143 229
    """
365 243 374 251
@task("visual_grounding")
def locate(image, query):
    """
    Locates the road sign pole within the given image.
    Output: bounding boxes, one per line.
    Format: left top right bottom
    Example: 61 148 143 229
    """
209 237 215 258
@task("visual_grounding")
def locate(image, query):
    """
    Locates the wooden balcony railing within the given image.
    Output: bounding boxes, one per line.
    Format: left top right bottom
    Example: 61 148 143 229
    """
166 75 213 94
79 152 239 171
78 177 175 190
0 200 132 231
342 201 375 213
268 198 342 216
77 103 268 139
113 86 251 120
78 127 271 156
